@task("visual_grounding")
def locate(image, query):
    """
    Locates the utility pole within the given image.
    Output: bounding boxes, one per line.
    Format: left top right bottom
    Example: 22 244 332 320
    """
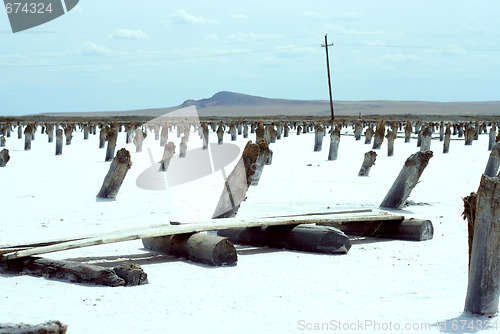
321 34 334 121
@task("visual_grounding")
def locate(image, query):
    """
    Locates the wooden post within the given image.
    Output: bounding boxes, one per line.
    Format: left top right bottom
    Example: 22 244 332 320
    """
218 225 351 254
125 123 134 144
83 124 90 140
276 122 282 140
17 124 22 139
250 122 256 134
64 125 73 145
358 151 377 176
372 119 386 149
105 128 117 162
23 125 32 151
465 126 476 145
386 129 397 156
327 126 341 161
380 151 433 209
414 121 421 135
0 136 5 147
314 124 324 152
439 121 444 141
489 124 497 151
420 126 432 152
416 128 423 147
404 121 412 143
142 232 237 266
46 123 54 143
216 122 224 144
464 174 500 316
230 122 237 141
296 125 302 135
283 125 289 137
201 123 209 149
443 123 451 153
237 122 243 135
97 148 132 199
251 140 271 186
159 142 175 172
256 121 265 142
133 128 146 153
243 124 249 138
159 123 168 146
458 123 464 137
484 142 500 177
474 121 479 140
0 149 10 167
264 125 272 144
0 320 68 334
179 136 187 158
99 126 108 149
55 129 63 156
176 123 182 138
462 192 477 269
364 125 374 144
354 122 363 140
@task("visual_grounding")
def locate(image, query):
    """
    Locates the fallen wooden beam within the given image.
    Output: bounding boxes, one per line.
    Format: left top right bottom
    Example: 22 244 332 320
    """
0 320 67 334
1 210 400 260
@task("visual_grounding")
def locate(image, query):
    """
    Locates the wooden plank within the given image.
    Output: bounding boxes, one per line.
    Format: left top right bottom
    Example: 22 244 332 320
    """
1 211 403 260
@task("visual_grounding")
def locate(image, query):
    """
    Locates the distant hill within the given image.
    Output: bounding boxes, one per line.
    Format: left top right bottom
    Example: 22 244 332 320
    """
36 91 500 118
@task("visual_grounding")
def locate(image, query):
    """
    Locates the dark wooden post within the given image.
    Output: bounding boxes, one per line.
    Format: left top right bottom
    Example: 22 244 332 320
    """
133 128 146 153
416 128 423 147
465 126 476 145
364 125 374 144
296 125 302 135
474 121 479 140
372 120 385 150
83 124 90 140
314 124 324 152
97 148 132 199
354 122 363 140
17 124 22 139
276 122 282 140
380 151 433 209
256 121 265 142
24 125 32 151
443 123 451 153
237 122 243 135
159 142 175 171
414 121 421 135
243 124 249 138
386 129 397 156
453 124 458 136
46 123 54 143
55 129 63 156
99 126 108 149
201 123 209 149
125 123 134 144
105 128 117 162
439 121 444 141
420 126 432 152
179 136 187 158
484 142 500 177
230 122 237 141
458 123 464 138
216 122 224 144
0 149 10 167
464 174 500 316
250 122 256 134
358 151 377 176
489 124 497 151
64 125 73 145
327 126 341 161
0 136 5 147
283 125 289 137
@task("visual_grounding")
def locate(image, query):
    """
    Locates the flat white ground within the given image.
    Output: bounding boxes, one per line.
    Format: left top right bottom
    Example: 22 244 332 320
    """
0 122 496 333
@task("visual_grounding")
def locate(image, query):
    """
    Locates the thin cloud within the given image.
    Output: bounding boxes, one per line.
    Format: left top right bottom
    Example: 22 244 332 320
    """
304 11 363 20
79 42 112 56
170 10 218 25
111 29 150 40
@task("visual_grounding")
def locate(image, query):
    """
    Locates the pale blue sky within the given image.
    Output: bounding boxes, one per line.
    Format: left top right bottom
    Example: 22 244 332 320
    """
1 0 499 115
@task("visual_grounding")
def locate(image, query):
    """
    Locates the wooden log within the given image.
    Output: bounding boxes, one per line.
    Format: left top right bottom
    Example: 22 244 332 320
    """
1 256 125 287
420 125 432 151
112 262 148 286
320 218 433 241
0 149 10 167
218 224 351 254
23 125 32 151
443 123 451 153
216 122 224 144
179 136 187 158
464 174 500 316
0 320 68 334
380 151 433 209
133 128 146 152
99 126 108 149
484 142 500 177
358 151 377 176
364 125 374 144
55 129 63 155
354 122 363 140
404 121 412 143
105 128 117 162
159 142 175 171
314 124 324 151
372 120 385 149
489 124 497 151
327 126 341 161
143 232 237 266
97 148 132 199
64 125 72 145
386 129 397 156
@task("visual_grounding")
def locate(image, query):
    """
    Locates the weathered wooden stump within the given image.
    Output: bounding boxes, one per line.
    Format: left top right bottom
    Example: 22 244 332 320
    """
133 128 146 153
463 192 477 269
179 136 187 158
250 122 256 134
17 125 22 139
439 121 444 141
322 218 433 241
414 121 421 135
420 126 432 152
97 148 132 198
464 174 500 316
125 123 134 144
46 123 54 143
364 125 374 144
64 125 73 145
314 124 324 152
55 129 63 155
0 136 5 148
243 124 249 138
230 122 237 141
484 142 500 177
283 125 289 137
0 320 68 334
113 262 148 286
0 149 10 167
105 128 117 162
386 129 397 156
251 140 271 186
99 126 108 149
489 124 497 151
404 121 412 143
416 128 423 147
443 123 451 153
263 125 272 144
276 122 282 140
328 126 341 161
83 124 90 140
296 125 302 135
218 225 351 254
354 122 363 140
159 142 175 171
237 122 243 135
358 151 377 176
465 126 476 145
372 120 386 149
474 121 480 140
216 122 224 144
201 123 209 149
159 123 169 146
142 232 237 266
380 151 433 209
23 125 32 151
256 122 265 142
